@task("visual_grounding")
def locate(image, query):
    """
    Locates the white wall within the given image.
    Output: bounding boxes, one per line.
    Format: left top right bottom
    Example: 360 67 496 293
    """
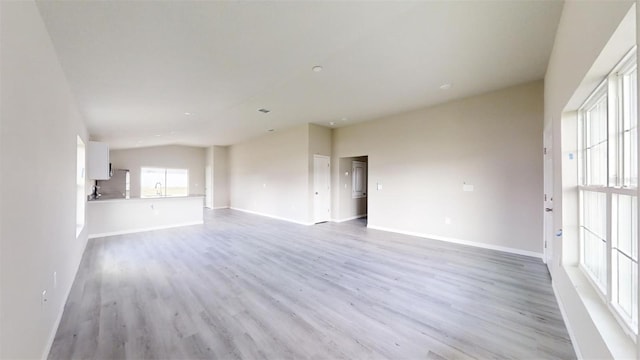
0 1 90 358
109 145 206 198
332 81 544 255
213 145 229 208
205 146 214 208
544 1 637 358
229 125 311 224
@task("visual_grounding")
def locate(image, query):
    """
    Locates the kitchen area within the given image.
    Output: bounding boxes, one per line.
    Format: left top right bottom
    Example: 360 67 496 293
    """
86 141 205 238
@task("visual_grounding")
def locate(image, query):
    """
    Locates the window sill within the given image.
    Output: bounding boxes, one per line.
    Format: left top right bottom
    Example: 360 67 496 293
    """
76 224 84 238
564 265 636 358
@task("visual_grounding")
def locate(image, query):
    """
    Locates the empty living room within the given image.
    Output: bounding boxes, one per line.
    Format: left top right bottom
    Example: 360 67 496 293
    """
2 0 640 359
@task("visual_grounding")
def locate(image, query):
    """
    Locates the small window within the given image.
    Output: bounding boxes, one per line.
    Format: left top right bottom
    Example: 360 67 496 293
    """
352 161 367 198
579 86 608 187
619 64 638 188
76 136 85 237
612 194 638 325
141 167 188 198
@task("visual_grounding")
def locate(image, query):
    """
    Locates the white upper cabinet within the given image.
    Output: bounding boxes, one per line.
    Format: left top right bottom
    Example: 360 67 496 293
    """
87 141 110 180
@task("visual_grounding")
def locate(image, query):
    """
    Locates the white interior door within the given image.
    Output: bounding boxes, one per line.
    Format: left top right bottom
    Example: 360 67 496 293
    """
205 165 213 209
544 130 554 274
314 155 331 223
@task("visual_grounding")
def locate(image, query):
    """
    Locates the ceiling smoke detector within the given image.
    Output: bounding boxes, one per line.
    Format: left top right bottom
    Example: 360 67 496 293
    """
440 83 452 90
312 65 323 72
258 108 271 114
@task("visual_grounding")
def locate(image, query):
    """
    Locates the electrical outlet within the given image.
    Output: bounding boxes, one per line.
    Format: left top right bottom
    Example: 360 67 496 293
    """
53 272 57 289
445 217 452 225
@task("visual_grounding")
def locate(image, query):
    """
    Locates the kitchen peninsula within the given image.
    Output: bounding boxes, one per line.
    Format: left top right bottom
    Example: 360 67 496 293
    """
87 196 204 238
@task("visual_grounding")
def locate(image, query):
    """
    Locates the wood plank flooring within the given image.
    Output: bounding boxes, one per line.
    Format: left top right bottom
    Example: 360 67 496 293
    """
49 209 575 359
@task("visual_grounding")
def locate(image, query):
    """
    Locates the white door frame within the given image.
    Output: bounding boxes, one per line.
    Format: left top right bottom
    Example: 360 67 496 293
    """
313 155 331 223
543 122 554 274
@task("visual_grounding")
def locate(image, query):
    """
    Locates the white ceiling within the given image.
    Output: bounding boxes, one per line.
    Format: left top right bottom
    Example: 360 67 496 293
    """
36 1 563 149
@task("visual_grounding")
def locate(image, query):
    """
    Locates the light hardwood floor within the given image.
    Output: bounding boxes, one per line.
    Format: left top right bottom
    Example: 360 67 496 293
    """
49 209 575 359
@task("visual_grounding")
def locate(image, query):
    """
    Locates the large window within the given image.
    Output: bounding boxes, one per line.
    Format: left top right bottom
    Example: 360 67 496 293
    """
141 167 189 198
578 48 638 335
76 136 85 237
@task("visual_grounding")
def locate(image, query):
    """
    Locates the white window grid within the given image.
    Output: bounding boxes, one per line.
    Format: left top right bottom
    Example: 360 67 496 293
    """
578 47 639 338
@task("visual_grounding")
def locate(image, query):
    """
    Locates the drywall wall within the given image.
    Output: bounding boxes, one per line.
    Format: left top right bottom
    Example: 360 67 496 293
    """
0 1 90 358
332 81 543 255
308 124 332 221
335 156 368 221
109 145 206 198
544 1 637 358
205 146 214 208
213 146 229 208
229 125 310 224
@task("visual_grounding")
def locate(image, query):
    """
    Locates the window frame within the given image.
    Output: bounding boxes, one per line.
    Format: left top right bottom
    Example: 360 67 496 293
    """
577 47 639 338
140 167 189 198
76 136 85 238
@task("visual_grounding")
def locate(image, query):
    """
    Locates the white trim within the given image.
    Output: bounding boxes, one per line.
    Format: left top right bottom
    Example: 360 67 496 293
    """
332 214 367 223
230 207 313 226
41 227 90 359
366 224 543 259
88 221 204 239
42 278 74 359
212 206 229 210
552 281 584 360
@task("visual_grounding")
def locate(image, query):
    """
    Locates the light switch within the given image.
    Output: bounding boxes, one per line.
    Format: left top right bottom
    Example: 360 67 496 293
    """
463 184 474 192
377 182 383 190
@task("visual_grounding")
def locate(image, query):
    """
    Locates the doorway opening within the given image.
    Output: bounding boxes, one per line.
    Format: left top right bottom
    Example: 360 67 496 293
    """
338 155 368 225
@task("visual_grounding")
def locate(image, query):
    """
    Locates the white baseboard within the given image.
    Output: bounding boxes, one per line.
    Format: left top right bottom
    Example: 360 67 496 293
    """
332 214 367 223
42 279 72 359
552 281 583 360
212 206 229 210
366 224 543 259
41 229 90 359
229 207 314 226
88 221 204 239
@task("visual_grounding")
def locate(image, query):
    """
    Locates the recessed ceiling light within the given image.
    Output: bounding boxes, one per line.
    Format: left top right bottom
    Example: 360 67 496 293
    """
312 65 323 72
258 108 271 114
341 117 348 121
184 112 192 116
329 121 336 126
267 128 275 132
440 83 452 90
154 134 162 137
